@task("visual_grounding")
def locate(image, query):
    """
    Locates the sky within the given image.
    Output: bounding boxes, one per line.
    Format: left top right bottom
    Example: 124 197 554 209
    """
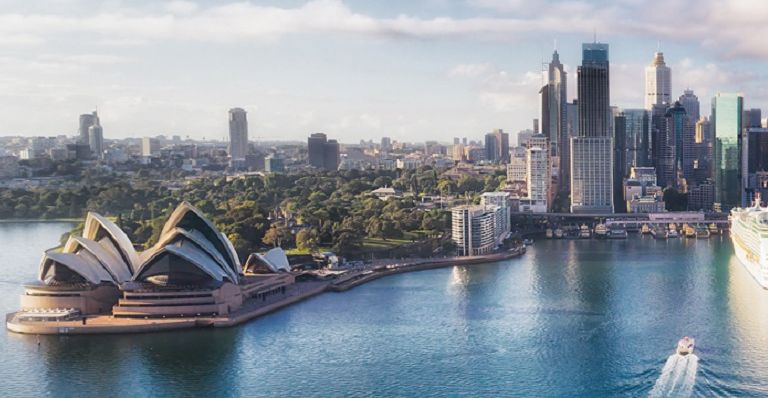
1 0 767 144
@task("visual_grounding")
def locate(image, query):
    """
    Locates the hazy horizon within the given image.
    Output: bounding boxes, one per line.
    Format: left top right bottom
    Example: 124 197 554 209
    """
1 0 766 142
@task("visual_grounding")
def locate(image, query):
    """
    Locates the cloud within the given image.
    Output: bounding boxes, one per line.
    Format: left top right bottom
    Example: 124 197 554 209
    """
449 63 542 112
0 0 762 61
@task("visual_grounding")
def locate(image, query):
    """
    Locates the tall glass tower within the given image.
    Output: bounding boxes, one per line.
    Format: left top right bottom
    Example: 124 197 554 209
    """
712 93 743 209
541 50 568 191
570 42 613 213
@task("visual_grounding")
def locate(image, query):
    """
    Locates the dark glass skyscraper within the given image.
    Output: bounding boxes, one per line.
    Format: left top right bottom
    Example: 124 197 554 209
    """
308 133 340 171
570 42 613 213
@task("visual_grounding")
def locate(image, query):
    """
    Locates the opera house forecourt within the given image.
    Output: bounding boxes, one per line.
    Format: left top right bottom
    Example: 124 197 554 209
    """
5 202 306 334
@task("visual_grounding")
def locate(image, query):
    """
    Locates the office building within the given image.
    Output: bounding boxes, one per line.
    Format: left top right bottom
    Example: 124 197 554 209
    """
623 109 650 169
228 108 249 165
541 50 568 159
307 133 340 171
745 127 768 204
571 42 613 213
645 52 671 110
87 112 104 160
78 113 96 145
613 113 627 212
679 89 700 122
142 137 160 157
712 93 743 209
265 155 285 173
484 129 510 163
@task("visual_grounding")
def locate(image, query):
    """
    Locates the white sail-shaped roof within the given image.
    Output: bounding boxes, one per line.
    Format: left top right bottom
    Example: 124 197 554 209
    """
161 202 241 275
63 236 132 283
82 212 139 274
39 251 115 285
261 248 290 272
152 227 239 282
133 240 232 284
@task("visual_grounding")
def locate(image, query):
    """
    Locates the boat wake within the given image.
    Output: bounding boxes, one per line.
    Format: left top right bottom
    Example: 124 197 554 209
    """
649 353 699 397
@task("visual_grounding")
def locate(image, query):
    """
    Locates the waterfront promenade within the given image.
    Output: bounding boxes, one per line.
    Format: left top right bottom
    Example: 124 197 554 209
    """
6 246 525 335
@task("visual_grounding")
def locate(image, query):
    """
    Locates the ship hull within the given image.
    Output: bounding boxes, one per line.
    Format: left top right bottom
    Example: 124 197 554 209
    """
730 231 768 290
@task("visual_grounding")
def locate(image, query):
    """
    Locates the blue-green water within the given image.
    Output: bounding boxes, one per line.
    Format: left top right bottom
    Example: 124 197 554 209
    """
2 223 768 397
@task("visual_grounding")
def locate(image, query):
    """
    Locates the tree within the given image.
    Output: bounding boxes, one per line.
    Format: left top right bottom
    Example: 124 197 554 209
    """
296 228 319 252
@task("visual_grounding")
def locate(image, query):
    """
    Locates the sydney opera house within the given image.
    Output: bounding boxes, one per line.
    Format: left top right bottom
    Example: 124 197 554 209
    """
8 202 296 332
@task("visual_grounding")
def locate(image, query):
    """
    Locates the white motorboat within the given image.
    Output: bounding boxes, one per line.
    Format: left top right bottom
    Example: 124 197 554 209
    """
676 336 695 356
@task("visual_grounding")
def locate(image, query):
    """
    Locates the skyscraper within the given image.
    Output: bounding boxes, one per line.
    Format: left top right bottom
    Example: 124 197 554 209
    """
613 113 627 212
712 93 744 209
571 42 613 213
746 127 768 203
88 112 104 160
679 89 700 121
228 108 249 164
645 52 671 110
78 113 96 145
658 102 685 188
623 109 650 169
307 133 340 171
541 50 568 158
484 129 509 163
526 146 550 212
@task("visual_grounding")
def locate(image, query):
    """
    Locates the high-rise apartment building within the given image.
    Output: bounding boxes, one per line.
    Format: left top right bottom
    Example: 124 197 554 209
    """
480 192 512 243
451 205 502 256
712 93 744 209
228 108 249 165
645 52 671 110
571 42 613 213
526 146 550 213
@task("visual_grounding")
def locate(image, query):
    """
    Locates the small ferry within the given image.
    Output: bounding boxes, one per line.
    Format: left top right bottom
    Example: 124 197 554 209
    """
608 228 627 239
579 224 591 239
651 226 668 239
709 223 720 235
594 223 608 239
676 336 695 356
683 225 696 238
696 227 711 239
641 224 650 234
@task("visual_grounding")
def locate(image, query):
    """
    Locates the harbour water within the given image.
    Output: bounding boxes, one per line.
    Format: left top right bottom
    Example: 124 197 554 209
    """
3 223 768 396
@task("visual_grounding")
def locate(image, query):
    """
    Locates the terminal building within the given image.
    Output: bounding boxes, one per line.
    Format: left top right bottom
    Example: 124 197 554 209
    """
14 202 294 324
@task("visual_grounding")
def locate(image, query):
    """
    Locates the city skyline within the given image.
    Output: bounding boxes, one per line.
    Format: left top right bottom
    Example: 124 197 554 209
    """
0 0 766 143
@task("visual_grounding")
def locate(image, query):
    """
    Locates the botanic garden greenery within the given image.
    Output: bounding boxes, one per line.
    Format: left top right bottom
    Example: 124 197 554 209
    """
0 167 502 256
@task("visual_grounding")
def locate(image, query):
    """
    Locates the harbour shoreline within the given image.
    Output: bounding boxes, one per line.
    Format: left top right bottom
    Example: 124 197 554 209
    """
6 247 525 335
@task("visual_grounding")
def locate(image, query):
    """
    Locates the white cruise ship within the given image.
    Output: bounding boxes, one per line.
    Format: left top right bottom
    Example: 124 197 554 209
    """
730 195 768 289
